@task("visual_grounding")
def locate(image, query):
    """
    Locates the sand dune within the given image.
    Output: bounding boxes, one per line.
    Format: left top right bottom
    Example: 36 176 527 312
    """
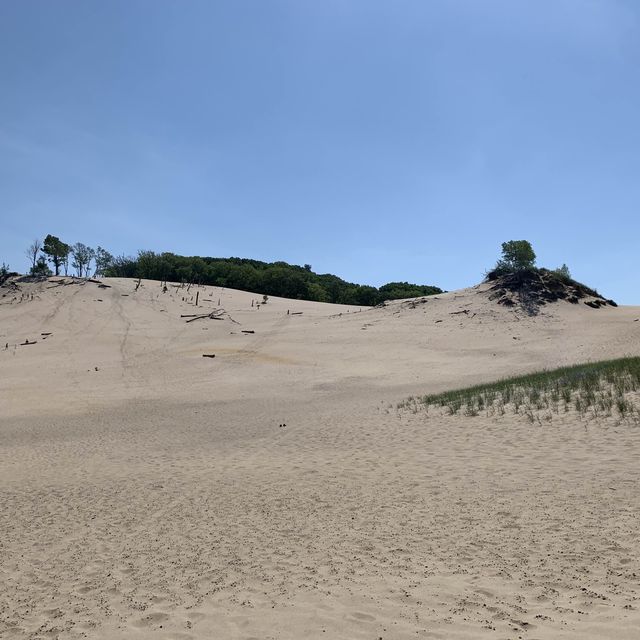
1 276 639 638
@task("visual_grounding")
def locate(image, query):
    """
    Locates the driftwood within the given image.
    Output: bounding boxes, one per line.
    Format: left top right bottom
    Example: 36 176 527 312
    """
87 278 111 287
185 310 226 323
241 330 255 334
202 354 216 358
41 332 52 336
290 312 303 315
20 340 37 345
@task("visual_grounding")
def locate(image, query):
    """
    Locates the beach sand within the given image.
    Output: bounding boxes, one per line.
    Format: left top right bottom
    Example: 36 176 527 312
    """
1 277 639 638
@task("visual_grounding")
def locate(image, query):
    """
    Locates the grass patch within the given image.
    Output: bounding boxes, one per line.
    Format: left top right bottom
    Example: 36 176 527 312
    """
399 357 640 424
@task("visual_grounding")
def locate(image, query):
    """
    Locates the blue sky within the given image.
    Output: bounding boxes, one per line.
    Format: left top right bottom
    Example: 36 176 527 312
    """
1 0 638 303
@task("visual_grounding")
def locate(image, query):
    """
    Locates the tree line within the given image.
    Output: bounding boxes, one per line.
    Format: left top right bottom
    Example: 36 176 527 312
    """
24 235 114 278
21 235 443 305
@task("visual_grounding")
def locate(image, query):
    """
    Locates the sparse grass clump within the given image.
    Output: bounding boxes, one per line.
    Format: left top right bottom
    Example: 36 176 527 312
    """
400 357 640 425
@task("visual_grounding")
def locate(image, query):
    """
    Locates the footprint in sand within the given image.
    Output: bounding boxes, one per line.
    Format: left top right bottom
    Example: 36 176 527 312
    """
351 612 376 622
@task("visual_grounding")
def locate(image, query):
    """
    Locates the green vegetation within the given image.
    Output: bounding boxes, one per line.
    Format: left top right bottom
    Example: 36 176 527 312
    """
94 246 114 277
30 257 51 277
399 357 640 424
102 251 443 305
0 262 11 285
492 239 537 276
553 263 571 280
484 240 615 312
42 234 70 276
22 233 443 304
70 242 95 278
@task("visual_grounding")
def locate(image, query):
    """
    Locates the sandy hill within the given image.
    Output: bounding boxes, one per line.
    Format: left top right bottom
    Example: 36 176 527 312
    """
1 276 637 418
1 276 639 639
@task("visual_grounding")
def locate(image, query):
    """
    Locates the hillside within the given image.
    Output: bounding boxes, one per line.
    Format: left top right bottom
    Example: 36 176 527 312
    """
1 275 637 418
1 275 640 639
103 251 444 306
485 267 618 312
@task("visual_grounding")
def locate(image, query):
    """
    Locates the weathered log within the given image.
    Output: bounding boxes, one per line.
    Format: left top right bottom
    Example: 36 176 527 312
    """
87 278 111 287
202 354 216 358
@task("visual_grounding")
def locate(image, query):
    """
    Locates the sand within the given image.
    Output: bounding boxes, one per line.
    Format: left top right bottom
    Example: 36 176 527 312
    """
1 276 639 639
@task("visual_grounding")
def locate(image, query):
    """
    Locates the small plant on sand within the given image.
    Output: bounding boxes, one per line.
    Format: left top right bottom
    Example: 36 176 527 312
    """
553 263 572 280
400 357 640 426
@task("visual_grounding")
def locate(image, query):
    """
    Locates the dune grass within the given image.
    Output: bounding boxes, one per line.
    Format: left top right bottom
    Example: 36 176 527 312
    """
400 356 640 424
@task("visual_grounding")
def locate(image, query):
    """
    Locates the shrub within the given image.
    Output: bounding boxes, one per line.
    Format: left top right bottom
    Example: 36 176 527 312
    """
492 240 537 276
553 263 571 280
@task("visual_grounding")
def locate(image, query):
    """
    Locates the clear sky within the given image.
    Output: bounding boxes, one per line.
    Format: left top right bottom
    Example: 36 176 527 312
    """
1 1 638 303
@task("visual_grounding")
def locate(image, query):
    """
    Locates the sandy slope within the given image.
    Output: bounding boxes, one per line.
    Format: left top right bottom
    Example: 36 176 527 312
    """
1 276 639 639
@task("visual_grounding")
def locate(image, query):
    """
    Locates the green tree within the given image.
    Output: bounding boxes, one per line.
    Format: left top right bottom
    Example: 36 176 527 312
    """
136 250 160 280
42 234 70 276
30 257 52 277
94 246 114 276
0 262 10 284
378 282 442 302
553 263 571 280
71 242 95 277
307 282 330 302
495 240 536 274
